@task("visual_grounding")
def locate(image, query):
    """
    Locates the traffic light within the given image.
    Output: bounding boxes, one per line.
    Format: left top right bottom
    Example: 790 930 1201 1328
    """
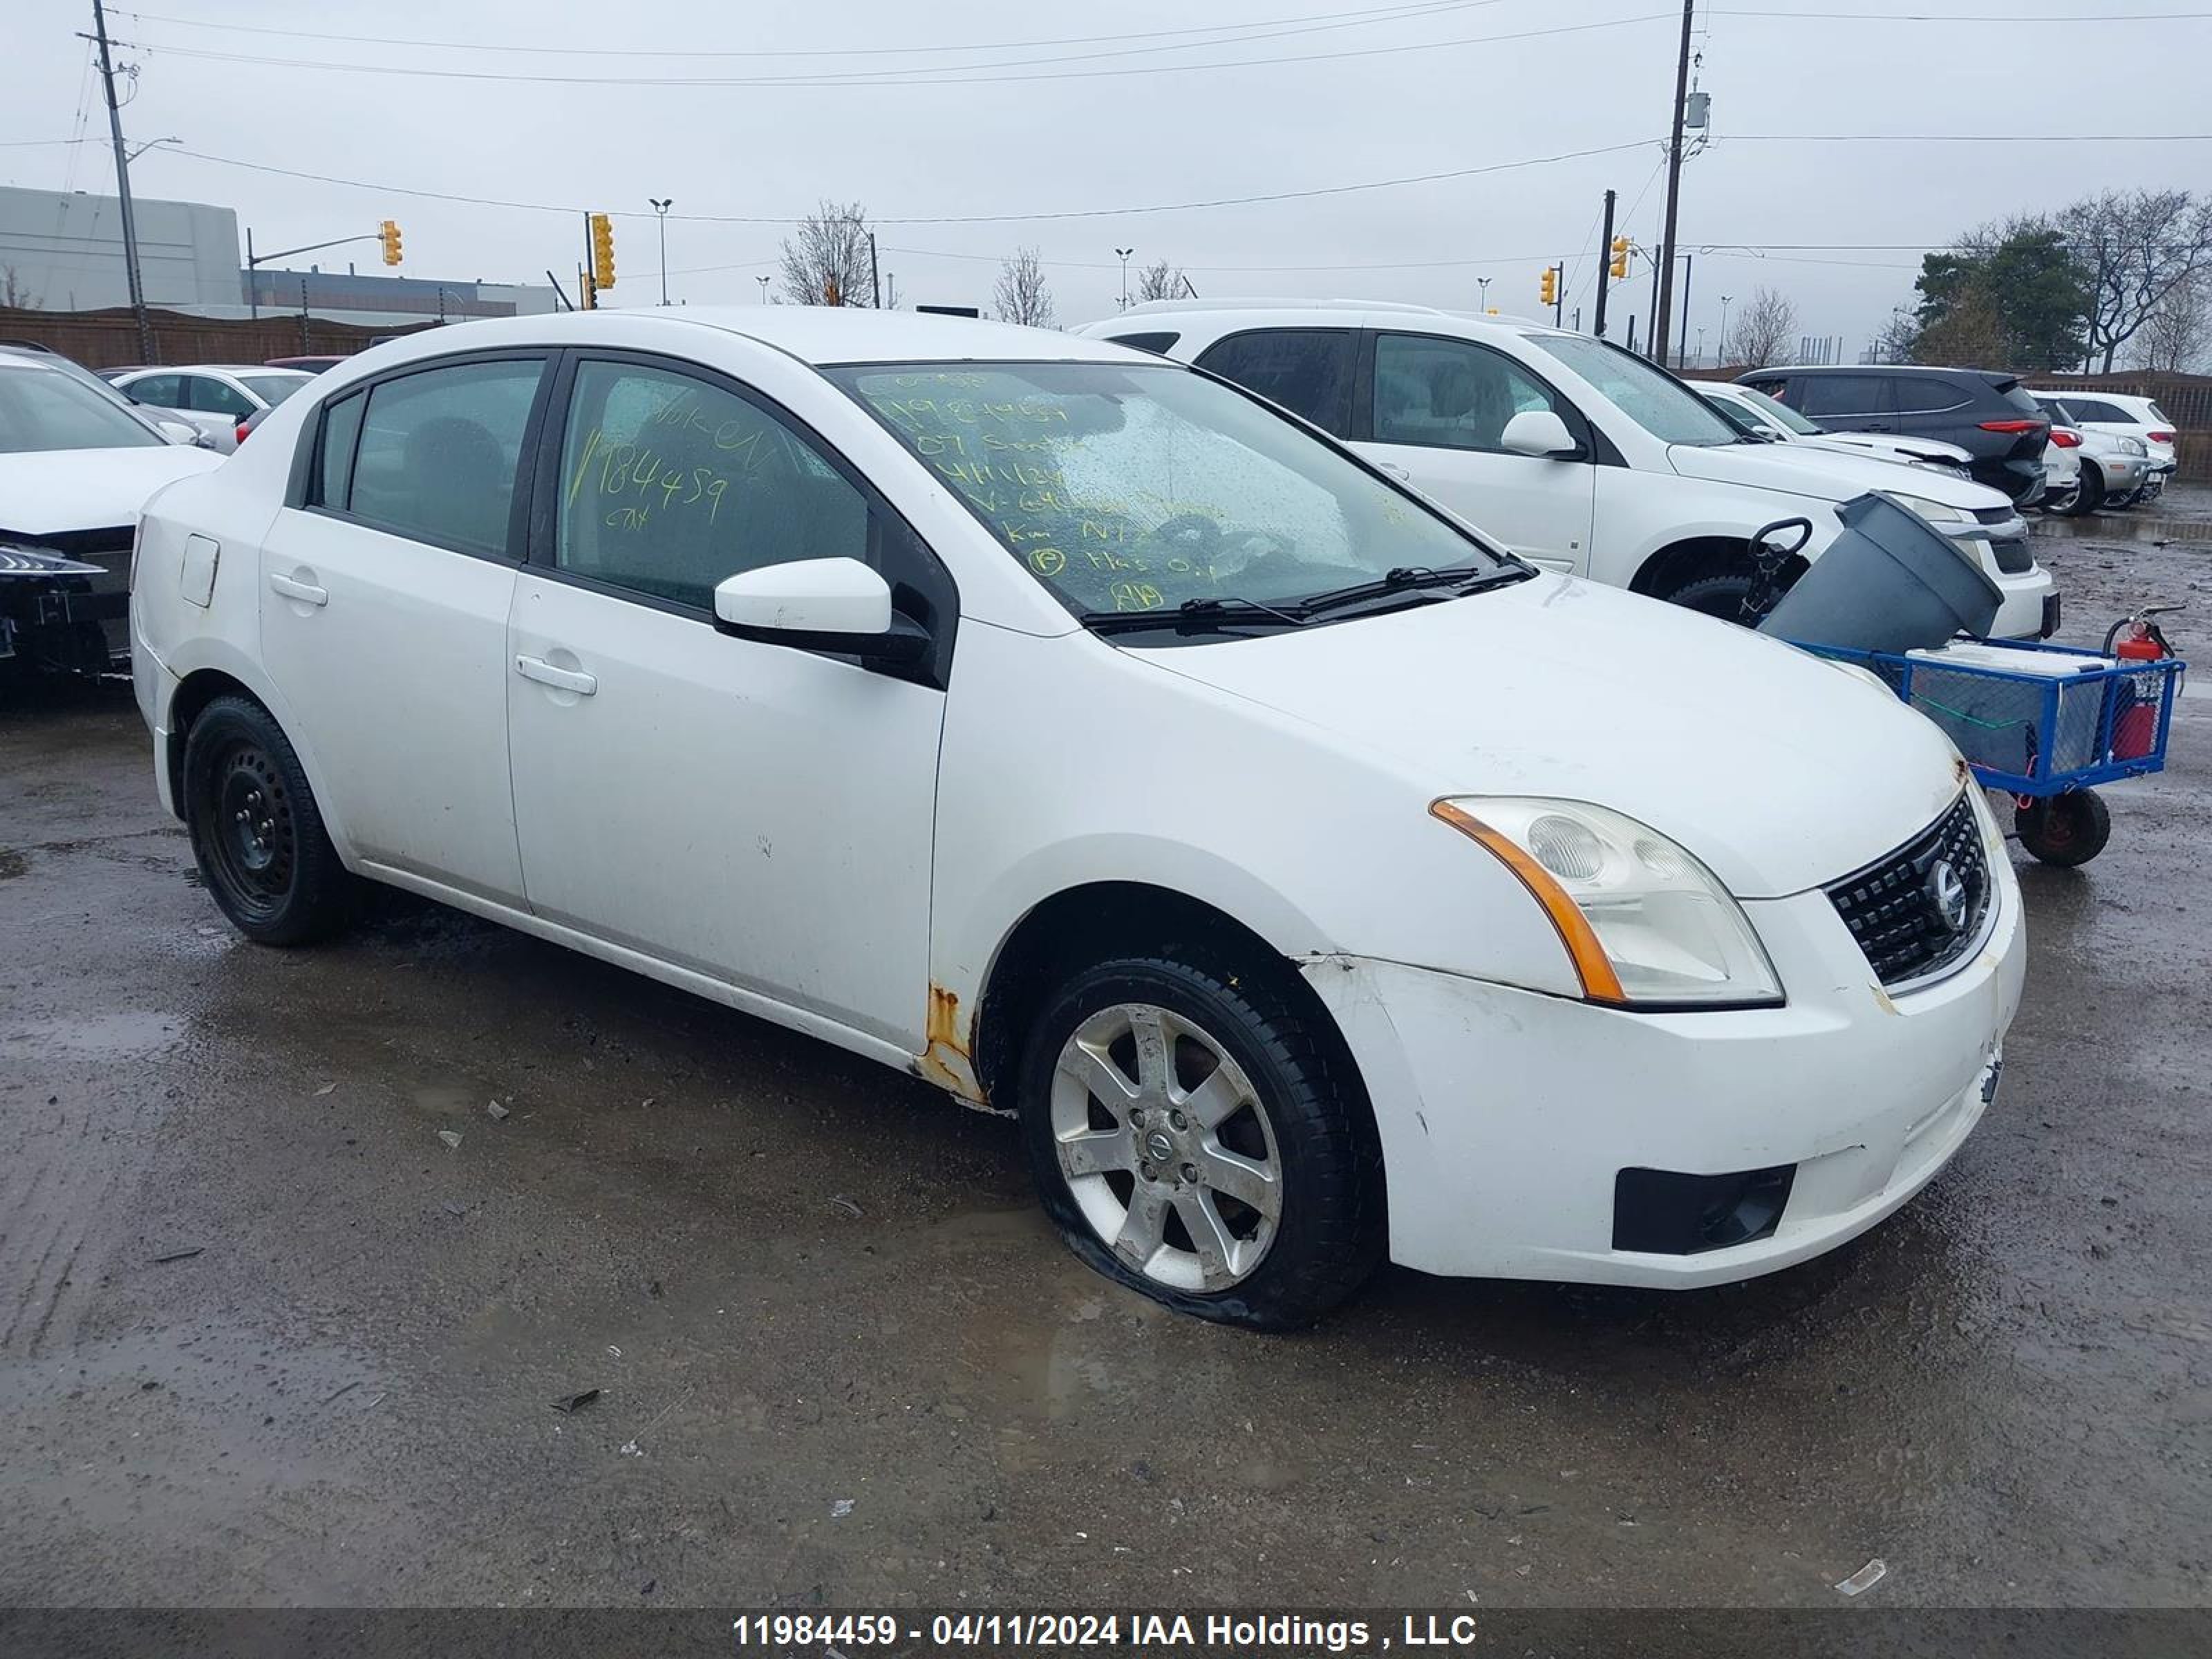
590 213 616 291
1539 265 1557 308
379 219 402 267
1609 236 1631 281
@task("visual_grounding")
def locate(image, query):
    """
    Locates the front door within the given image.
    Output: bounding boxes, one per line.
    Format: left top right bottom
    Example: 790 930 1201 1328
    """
505 355 948 1049
1351 331 1597 574
258 353 549 903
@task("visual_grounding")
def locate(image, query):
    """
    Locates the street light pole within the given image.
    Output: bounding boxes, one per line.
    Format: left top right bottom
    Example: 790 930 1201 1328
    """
756 275 770 303
650 198 673 306
1477 275 1491 311
1116 247 1134 311
1718 293 1733 362
89 0 153 364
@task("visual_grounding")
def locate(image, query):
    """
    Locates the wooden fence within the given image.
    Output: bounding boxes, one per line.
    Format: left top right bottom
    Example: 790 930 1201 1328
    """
0 304 435 371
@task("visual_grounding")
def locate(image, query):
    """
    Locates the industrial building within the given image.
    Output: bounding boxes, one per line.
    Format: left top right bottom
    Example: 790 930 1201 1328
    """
0 183 556 326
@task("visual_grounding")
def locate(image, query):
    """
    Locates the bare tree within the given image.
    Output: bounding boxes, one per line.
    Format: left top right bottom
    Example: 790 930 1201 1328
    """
991 247 1056 329
1868 306 1920 365
0 264 40 309
2064 188 2212 371
1725 286 1799 367
2133 269 2209 373
778 200 877 308
1135 258 1187 303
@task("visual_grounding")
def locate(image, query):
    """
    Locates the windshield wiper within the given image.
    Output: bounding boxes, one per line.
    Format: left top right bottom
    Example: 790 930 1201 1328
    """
1295 562 1535 618
1080 595 1309 635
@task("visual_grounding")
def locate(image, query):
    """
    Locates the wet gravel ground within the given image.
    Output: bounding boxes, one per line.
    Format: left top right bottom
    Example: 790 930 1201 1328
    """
1 501 2208 1612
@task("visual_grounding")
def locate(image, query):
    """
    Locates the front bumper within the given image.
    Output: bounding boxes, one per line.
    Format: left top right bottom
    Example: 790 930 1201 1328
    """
1304 825 2025 1286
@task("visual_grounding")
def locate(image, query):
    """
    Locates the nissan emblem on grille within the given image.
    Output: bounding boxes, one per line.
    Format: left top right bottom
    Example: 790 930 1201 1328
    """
1928 859 1969 934
1822 794 1991 988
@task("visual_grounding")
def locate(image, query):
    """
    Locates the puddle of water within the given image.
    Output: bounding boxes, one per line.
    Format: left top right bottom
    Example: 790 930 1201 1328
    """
0 1009 186 1059
2030 513 2212 543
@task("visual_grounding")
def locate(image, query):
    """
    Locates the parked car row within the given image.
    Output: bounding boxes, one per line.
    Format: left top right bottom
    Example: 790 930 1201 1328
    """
98 364 315 453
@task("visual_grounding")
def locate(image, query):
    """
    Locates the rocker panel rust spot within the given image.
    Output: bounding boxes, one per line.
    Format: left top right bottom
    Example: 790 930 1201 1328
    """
915 983 986 1105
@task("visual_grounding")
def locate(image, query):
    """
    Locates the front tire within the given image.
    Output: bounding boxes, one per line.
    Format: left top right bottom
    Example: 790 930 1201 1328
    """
1016 953 1384 1329
1658 569 1759 624
181 695 355 944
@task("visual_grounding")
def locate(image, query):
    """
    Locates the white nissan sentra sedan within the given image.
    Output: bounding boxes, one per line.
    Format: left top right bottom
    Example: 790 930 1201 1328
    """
130 309 2023 1327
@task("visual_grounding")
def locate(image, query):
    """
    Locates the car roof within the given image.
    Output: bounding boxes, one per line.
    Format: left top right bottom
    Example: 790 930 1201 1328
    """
131 363 310 376
1090 298 1567 340
365 306 1147 368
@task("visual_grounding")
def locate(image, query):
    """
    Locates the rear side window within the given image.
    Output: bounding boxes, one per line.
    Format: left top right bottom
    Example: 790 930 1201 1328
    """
2150 402 2171 424
1194 329 1356 436
315 391 366 509
184 376 255 418
1891 376 1966 414
1799 376 1892 418
554 359 868 611
341 358 545 558
1107 332 1181 355
2060 396 2128 422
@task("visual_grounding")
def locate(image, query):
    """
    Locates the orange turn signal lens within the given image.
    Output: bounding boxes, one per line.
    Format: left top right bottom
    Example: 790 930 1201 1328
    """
1429 799 1629 1004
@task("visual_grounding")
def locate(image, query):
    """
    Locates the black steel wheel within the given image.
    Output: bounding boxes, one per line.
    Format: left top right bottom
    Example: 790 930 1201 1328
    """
2016 791 2112 868
182 695 355 944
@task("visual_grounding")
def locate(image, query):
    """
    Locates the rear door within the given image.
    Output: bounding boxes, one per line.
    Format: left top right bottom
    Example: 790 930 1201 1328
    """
1191 328 1358 438
1797 373 1899 434
259 352 550 903
1351 330 1595 572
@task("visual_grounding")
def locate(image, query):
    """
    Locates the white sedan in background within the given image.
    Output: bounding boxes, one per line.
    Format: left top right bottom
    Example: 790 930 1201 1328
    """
130 310 2021 1327
106 364 314 453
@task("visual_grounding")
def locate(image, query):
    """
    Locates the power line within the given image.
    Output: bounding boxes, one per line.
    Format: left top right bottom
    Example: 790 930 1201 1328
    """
156 138 1661 226
118 16 1675 89
115 0 1501 59
1714 6 2211 18
1729 131 2212 141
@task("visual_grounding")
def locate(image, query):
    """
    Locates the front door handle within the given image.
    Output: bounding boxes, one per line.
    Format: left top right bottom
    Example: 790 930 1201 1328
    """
268 571 328 606
1376 460 1411 480
515 654 597 696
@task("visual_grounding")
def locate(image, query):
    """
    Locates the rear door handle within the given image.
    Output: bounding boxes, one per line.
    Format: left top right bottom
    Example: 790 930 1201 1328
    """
268 572 328 606
515 654 597 696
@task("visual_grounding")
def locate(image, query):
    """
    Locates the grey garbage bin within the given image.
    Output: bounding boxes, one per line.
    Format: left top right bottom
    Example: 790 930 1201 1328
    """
1756 491 2003 654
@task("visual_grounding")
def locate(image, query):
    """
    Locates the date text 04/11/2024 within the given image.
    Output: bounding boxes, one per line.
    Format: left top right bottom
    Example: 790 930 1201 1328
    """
729 1613 1485 1650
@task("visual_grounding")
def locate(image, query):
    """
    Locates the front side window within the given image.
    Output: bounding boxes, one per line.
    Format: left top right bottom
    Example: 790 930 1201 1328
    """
1798 375 1891 419
1724 387 1822 435
0 366 164 453
831 360 1510 620
1373 332 1575 452
184 376 256 418
345 358 544 557
237 372 311 409
1193 329 1356 435
2062 397 2126 422
1524 334 1741 446
125 373 182 409
554 360 868 610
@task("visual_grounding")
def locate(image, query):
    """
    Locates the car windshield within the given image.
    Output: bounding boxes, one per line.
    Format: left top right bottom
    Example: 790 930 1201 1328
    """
237 372 310 406
1524 334 1743 447
829 360 1512 621
0 364 163 453
1721 387 1821 436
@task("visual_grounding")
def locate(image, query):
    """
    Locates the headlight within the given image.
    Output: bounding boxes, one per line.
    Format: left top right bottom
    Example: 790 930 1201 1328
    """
1885 491 1971 525
1430 798 1784 1009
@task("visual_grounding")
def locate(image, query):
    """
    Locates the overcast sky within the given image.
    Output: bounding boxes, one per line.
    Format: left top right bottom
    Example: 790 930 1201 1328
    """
8 0 2210 355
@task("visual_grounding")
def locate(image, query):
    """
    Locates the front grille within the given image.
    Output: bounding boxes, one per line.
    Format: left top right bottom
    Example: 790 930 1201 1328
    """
1824 794 1991 988
1991 536 2033 574
1972 505 2016 525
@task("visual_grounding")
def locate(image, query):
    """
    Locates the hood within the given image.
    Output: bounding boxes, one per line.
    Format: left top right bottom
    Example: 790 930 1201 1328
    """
1807 432 1976 467
1669 439 2010 510
0 446 223 541
1134 575 1964 898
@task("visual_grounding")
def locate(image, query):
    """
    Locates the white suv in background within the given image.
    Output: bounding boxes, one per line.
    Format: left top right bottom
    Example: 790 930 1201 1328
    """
1085 301 2057 639
2029 390 2178 504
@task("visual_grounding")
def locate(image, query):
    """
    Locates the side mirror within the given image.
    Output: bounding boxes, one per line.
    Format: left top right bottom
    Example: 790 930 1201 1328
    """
1500 409 1582 460
154 418 203 447
712 557 929 664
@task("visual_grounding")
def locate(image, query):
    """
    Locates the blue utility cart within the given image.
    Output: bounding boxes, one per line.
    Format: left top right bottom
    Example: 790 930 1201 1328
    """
1792 635 2186 866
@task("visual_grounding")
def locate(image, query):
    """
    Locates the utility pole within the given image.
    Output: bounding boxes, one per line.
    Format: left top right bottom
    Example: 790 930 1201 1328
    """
246 227 258 320
868 232 881 309
1593 187 1616 339
90 0 153 363
650 198 673 306
1677 253 1694 367
1553 261 1564 328
1651 0 1696 368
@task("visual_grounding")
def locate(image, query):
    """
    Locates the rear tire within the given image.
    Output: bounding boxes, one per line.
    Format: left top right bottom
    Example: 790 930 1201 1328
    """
1016 951 1384 1330
2016 791 2111 867
181 695 355 944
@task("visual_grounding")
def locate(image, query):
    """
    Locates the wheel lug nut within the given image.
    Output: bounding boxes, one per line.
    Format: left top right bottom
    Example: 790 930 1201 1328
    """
1170 1111 1187 1131
1129 1108 1145 1127
1138 1161 1158 1182
1181 1163 1198 1183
